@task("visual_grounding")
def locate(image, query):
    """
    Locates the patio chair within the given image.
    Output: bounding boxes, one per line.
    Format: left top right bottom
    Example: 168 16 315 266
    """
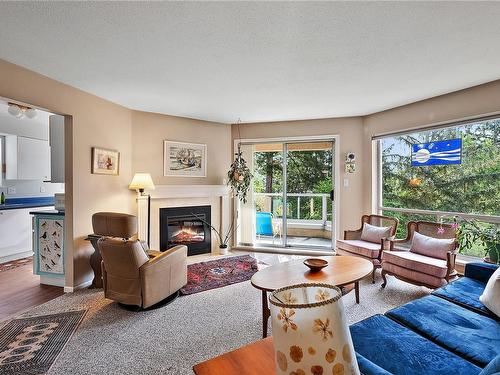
336 214 398 282
381 221 458 289
256 212 281 243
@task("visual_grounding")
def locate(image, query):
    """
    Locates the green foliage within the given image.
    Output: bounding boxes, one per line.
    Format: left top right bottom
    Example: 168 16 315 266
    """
381 120 500 258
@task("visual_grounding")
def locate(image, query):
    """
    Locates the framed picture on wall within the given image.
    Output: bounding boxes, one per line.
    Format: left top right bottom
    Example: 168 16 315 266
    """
91 147 120 175
164 141 207 177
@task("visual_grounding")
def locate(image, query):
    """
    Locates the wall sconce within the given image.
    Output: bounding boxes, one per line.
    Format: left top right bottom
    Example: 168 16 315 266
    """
345 152 356 174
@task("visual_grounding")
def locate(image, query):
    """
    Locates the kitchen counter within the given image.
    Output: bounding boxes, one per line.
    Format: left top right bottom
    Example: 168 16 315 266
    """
29 210 65 216
0 196 55 211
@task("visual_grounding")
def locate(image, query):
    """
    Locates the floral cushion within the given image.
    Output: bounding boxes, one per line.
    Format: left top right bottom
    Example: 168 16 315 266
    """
410 231 455 260
360 223 392 244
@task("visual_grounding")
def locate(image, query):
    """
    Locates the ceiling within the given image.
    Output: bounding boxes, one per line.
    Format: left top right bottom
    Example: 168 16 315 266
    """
1 2 500 124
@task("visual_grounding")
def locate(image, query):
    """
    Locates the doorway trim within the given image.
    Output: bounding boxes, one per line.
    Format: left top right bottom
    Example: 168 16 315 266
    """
233 134 340 250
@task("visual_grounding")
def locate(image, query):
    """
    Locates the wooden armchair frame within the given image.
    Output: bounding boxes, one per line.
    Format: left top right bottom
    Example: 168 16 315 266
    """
382 221 459 289
340 214 399 283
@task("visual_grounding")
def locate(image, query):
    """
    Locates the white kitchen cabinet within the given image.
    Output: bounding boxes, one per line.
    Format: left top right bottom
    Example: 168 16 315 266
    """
49 115 65 183
0 206 55 263
5 135 51 181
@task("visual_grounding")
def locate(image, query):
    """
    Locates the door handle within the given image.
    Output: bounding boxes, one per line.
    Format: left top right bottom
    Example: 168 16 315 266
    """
329 190 334 201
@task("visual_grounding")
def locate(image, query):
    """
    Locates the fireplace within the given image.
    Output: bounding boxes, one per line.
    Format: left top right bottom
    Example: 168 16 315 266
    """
160 205 211 256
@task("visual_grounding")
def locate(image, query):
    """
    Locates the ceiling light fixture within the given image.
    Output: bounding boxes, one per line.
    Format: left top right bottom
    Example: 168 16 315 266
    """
7 102 37 119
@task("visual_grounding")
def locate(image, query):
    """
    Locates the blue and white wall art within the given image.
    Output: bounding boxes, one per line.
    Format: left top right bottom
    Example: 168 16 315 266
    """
411 138 462 166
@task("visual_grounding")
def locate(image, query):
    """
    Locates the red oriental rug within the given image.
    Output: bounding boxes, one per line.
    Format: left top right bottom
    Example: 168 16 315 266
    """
180 255 258 295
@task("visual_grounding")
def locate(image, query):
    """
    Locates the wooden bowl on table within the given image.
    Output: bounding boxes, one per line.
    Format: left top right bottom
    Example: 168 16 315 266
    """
303 258 328 272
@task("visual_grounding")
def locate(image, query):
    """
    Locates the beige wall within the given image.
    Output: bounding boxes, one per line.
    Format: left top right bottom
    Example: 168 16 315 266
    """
0 59 134 288
131 111 231 185
232 117 365 235
362 80 500 213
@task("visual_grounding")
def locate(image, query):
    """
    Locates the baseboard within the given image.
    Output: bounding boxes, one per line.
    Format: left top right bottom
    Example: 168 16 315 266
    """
0 251 33 264
232 245 335 257
64 279 92 293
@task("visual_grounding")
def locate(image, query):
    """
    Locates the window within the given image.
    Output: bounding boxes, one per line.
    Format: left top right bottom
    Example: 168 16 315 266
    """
377 117 500 257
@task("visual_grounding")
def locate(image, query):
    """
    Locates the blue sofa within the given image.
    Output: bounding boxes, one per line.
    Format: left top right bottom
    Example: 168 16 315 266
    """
350 262 500 375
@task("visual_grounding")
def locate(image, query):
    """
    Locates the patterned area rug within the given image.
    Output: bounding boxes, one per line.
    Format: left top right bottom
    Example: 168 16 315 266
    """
0 257 33 273
0 310 86 375
180 255 258 295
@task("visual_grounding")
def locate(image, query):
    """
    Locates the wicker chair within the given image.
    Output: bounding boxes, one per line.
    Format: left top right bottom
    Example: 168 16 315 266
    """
336 214 399 282
381 221 458 289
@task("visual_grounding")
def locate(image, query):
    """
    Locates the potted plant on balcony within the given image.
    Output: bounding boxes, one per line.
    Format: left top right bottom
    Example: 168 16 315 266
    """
454 218 500 264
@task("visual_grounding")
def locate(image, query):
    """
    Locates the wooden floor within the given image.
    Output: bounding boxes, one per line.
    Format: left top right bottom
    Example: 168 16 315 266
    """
0 260 64 322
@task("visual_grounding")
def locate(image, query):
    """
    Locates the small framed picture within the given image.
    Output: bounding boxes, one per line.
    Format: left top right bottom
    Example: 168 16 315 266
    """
91 147 120 175
164 141 207 177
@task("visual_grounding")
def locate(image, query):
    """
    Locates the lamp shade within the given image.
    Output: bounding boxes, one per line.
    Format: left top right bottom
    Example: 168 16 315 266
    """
270 283 360 375
129 173 155 191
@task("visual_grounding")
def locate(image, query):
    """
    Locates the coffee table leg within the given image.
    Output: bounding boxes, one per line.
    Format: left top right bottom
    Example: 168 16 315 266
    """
355 281 360 304
262 290 270 338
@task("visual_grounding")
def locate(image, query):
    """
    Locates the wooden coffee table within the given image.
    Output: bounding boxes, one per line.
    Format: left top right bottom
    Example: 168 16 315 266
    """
251 255 373 337
193 337 274 375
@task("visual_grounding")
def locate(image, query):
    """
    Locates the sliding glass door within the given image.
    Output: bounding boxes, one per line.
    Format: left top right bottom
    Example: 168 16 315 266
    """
236 139 336 250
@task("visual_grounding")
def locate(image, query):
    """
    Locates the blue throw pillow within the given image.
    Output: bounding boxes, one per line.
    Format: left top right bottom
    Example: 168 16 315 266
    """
480 354 500 375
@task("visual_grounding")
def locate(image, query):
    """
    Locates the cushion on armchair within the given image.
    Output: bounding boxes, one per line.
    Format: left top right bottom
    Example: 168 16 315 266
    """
480 267 500 318
410 231 455 260
360 223 392 244
336 239 382 258
383 250 448 277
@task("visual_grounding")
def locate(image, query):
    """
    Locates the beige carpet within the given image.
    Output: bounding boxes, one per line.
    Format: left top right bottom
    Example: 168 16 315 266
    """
15 274 429 375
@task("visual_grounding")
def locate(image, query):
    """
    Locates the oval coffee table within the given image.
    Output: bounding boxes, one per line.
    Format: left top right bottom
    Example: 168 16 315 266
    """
251 255 373 337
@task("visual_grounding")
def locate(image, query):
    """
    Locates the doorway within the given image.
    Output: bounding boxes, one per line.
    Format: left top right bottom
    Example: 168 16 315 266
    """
236 137 338 250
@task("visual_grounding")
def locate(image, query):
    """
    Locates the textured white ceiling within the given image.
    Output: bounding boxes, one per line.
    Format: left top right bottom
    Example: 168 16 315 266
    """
1 2 500 124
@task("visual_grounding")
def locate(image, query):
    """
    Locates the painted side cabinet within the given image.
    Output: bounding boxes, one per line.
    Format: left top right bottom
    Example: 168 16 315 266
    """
32 213 65 286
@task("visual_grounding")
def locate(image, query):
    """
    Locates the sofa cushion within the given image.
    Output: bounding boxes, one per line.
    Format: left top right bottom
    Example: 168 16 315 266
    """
433 276 498 319
410 231 455 260
350 314 481 375
382 250 448 278
336 239 381 259
480 266 500 318
361 223 392 244
355 353 392 375
480 354 500 375
382 262 447 288
386 295 500 367
466 262 499 283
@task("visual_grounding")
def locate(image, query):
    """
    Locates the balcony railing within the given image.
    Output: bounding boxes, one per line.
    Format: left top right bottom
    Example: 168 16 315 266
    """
254 192 331 225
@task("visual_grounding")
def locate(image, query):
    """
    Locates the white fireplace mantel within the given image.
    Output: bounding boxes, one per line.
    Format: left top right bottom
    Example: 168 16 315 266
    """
136 185 231 253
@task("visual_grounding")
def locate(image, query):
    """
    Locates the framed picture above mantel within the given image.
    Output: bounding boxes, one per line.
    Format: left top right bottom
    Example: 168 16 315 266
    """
91 147 120 175
164 141 207 177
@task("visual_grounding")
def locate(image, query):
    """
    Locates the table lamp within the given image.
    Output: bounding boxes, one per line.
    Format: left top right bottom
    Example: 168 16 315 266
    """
129 173 155 245
270 283 360 375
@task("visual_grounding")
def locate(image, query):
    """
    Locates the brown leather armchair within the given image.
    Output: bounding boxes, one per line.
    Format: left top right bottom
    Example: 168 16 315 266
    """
92 212 187 308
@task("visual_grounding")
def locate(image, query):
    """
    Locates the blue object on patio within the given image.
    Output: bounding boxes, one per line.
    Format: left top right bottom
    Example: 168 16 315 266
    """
386 295 500 367
433 262 499 319
350 314 481 375
256 212 273 236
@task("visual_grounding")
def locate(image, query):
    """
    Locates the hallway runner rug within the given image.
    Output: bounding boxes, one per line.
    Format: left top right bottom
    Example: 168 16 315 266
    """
180 255 258 295
0 310 86 375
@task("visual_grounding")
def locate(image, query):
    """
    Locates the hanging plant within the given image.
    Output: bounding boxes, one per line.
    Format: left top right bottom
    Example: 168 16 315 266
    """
227 143 252 203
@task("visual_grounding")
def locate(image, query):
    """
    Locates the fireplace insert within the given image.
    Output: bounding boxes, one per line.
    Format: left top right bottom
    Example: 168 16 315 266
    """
160 205 211 256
